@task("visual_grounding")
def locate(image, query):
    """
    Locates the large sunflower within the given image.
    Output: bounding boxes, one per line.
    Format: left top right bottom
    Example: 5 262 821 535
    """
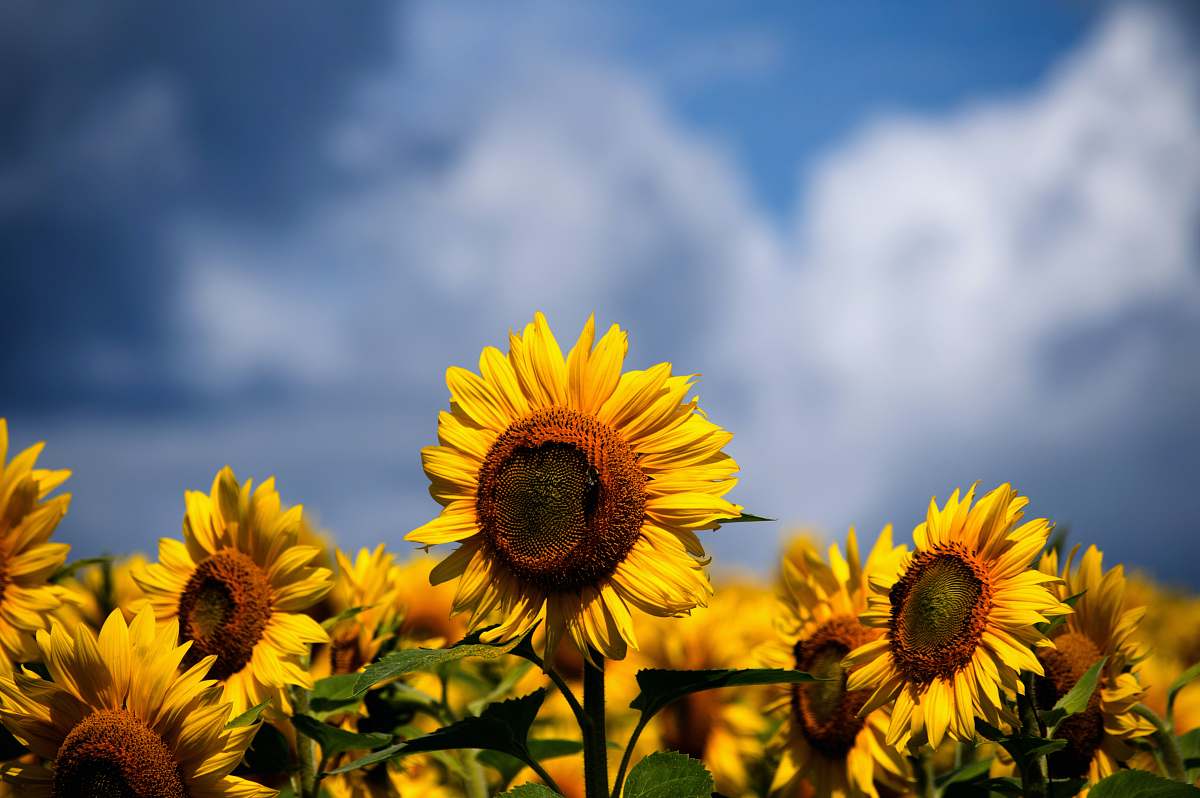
0 419 75 663
0 607 274 797
134 467 333 715
1034 545 1154 783
407 313 741 660
845 484 1071 749
761 527 910 798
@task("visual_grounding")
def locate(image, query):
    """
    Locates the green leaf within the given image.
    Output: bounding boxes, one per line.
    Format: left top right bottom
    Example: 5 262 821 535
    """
226 700 270 728
630 668 821 720
1088 769 1200 797
479 739 583 789
291 714 392 757
324 689 547 777
712 512 773 524
975 721 1066 768
1169 661 1200 722
308 674 364 716
1039 590 1087 634
243 722 292 775
943 777 1023 798
353 636 525 695
497 785 564 798
934 757 992 789
49 556 112 583
321 604 376 631
1048 777 1090 798
1042 657 1106 733
623 751 714 798
1179 727 1200 777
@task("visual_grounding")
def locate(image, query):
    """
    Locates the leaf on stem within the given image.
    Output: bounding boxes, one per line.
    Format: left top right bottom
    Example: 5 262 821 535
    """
1087 769 1200 797
321 604 375 631
226 700 270 728
479 739 583 789
352 635 526 695
292 714 392 757
497 785 564 798
623 751 714 798
1040 657 1106 733
630 668 821 721
323 689 548 777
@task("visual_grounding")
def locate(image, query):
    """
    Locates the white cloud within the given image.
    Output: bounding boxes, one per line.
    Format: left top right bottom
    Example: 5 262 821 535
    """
159 3 1200 572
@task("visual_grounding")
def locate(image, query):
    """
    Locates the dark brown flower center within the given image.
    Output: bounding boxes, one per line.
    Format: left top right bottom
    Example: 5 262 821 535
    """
792 616 878 758
660 689 720 761
889 545 993 683
1036 631 1106 778
177 549 273 680
54 709 186 798
476 408 646 591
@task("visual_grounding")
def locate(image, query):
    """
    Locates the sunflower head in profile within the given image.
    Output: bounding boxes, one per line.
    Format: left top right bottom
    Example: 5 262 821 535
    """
0 607 275 798
1034 545 1154 782
0 419 76 664
845 484 1072 750
407 313 741 661
134 467 333 715
761 527 910 798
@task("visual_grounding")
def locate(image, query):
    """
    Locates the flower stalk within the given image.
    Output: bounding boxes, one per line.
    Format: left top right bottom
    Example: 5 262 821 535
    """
583 653 610 798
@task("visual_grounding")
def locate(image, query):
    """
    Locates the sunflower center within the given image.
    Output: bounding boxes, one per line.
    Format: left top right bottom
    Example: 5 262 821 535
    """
1036 632 1106 778
792 616 878 759
53 709 186 798
889 545 993 683
476 407 646 591
177 549 273 680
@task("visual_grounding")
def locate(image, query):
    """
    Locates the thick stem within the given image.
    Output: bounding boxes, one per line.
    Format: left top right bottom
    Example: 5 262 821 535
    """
1018 673 1048 798
1133 703 1187 782
293 689 318 798
583 653 609 798
910 751 935 798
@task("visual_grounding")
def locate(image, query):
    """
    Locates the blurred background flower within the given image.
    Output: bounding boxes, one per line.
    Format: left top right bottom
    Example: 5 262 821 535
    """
1 1 1198 589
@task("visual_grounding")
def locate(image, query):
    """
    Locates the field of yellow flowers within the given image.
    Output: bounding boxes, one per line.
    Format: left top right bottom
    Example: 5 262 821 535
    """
1 313 1198 798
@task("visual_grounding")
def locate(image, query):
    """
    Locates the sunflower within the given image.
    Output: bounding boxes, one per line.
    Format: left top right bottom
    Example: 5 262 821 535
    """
761 527 910 798
407 313 741 661
0 606 274 797
1033 545 1154 782
315 545 402 678
0 419 76 664
845 484 1071 750
133 467 333 715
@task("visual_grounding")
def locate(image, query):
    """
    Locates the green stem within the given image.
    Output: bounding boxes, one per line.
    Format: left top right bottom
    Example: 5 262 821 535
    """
1018 673 1048 798
294 689 318 798
464 751 489 798
583 653 609 798
610 714 651 798
1133 703 1187 782
528 755 567 796
520 646 587 731
910 751 935 798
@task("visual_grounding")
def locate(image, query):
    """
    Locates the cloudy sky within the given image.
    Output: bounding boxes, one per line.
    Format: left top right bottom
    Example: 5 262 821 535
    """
3 1 1199 585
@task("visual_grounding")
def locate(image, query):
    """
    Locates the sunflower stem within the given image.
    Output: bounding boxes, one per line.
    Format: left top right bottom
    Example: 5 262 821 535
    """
583 652 610 798
1133 703 1187 781
910 752 936 798
294 687 318 798
1018 673 1048 798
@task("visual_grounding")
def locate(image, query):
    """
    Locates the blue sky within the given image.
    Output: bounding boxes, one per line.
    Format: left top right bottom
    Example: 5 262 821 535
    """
3 1 1199 586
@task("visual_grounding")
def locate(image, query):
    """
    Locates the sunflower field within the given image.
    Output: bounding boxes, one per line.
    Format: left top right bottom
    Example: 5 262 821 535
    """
3 313 1199 798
